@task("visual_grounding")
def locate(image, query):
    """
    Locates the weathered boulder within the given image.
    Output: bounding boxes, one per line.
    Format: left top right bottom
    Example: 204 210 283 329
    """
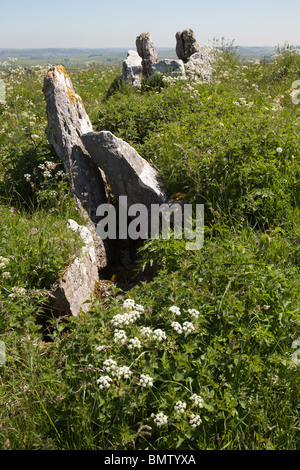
51 219 100 316
150 59 186 77
81 131 167 207
185 49 215 82
175 29 201 63
43 65 106 222
122 50 142 88
136 32 158 76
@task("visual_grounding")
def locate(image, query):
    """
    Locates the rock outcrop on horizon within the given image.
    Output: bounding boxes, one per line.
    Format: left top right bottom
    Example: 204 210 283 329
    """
122 50 142 88
136 32 158 76
175 29 201 63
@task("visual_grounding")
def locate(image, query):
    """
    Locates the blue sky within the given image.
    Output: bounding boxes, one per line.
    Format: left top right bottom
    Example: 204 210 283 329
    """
0 0 299 49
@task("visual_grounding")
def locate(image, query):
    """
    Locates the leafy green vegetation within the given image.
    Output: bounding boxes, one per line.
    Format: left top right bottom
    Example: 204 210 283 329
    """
0 46 299 450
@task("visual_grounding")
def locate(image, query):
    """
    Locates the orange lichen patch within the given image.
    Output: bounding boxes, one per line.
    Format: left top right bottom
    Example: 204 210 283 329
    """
55 65 83 106
43 65 82 106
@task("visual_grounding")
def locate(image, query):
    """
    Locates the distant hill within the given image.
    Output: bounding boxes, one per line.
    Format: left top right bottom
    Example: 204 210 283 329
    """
0 46 277 66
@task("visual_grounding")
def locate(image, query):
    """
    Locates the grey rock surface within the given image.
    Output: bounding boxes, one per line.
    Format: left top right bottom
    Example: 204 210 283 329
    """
122 50 142 88
43 65 106 222
185 49 215 82
81 131 167 207
51 219 100 316
175 29 201 63
136 32 158 76
150 59 186 77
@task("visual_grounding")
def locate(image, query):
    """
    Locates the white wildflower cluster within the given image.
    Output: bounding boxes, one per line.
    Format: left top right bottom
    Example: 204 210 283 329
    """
139 374 154 388
24 173 31 182
0 256 9 270
270 95 284 112
2 272 10 279
169 305 181 316
182 322 195 334
102 358 118 374
190 393 204 408
152 329 167 342
139 326 153 338
153 412 168 427
96 375 112 390
97 359 132 390
128 337 142 350
114 365 132 379
187 308 200 319
113 329 127 345
233 97 254 108
8 286 26 298
174 400 187 414
38 161 58 179
169 305 200 335
189 414 202 428
171 321 183 334
111 298 144 327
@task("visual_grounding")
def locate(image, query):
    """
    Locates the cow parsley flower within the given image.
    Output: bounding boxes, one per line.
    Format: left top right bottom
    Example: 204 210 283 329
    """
174 400 187 414
128 337 142 349
182 321 195 334
139 374 154 387
189 414 202 428
113 329 127 345
140 326 153 338
190 393 204 407
102 359 118 374
115 365 132 379
153 412 168 427
8 286 26 298
171 321 183 334
169 305 181 316
188 308 200 319
1 272 10 279
152 329 167 342
97 375 113 390
0 256 9 270
123 298 135 310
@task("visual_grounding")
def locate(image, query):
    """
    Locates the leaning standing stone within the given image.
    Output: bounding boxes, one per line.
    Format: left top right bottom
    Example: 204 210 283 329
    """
43 65 106 222
136 32 158 76
81 131 167 208
175 29 201 63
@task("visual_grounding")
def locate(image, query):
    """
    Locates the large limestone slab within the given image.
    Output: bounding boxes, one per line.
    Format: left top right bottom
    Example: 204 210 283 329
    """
136 32 158 76
122 50 142 88
81 131 167 207
150 59 186 77
185 49 215 82
176 29 201 63
51 219 100 316
43 65 106 222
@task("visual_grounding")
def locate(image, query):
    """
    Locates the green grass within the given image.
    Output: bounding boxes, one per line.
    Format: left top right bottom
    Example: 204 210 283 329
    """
0 45 299 450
